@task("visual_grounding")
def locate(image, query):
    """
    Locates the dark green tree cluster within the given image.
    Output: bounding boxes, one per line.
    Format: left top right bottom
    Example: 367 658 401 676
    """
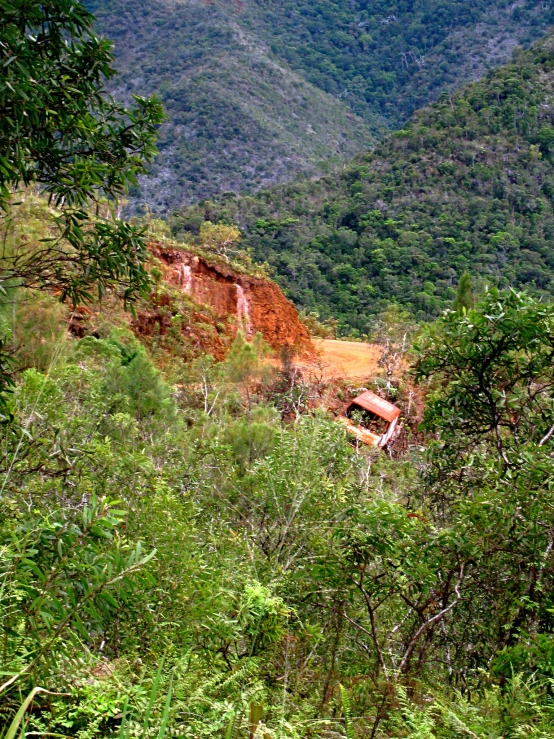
246 0 553 125
173 37 554 333
452 272 474 313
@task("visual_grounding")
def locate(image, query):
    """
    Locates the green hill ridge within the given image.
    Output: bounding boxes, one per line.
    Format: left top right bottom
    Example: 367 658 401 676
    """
88 0 554 210
171 36 554 333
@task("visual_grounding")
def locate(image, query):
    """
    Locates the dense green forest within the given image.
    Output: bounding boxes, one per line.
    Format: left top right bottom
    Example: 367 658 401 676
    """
6 1 554 738
87 0 554 208
171 37 554 334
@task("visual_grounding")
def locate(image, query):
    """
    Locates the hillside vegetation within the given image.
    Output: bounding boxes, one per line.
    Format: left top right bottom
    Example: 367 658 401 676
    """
88 0 554 209
172 37 554 333
87 0 377 210
6 231 554 738
8 3 554 738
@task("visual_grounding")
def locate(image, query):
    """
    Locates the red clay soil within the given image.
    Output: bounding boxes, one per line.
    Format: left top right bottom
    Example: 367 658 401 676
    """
151 243 314 356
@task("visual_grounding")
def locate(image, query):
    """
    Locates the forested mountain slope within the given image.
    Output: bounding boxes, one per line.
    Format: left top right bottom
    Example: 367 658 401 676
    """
87 0 377 210
171 37 554 333
88 0 554 210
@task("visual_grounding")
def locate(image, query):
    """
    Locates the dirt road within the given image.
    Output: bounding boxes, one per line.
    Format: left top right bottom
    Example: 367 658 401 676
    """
302 339 383 380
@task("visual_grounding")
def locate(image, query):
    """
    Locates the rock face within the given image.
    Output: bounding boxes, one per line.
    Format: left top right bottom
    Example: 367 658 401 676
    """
152 244 314 355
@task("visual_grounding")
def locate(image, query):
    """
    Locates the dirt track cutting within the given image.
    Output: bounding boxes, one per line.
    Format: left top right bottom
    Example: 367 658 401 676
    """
304 339 383 380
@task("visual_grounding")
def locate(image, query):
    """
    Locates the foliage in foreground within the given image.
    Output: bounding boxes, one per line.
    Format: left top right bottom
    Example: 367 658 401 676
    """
2 289 554 737
1 0 164 305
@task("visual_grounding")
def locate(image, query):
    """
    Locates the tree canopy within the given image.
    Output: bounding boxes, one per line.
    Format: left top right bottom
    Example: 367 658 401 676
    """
0 0 164 305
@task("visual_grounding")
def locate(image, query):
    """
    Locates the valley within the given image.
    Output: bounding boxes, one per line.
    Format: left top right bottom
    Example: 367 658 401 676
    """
88 0 554 210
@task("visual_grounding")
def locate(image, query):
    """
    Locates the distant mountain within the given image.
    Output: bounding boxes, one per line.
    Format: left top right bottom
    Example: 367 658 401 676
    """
89 0 554 211
170 37 554 334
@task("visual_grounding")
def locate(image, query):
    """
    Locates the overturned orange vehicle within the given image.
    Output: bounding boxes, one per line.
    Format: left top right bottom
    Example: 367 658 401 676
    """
339 391 401 448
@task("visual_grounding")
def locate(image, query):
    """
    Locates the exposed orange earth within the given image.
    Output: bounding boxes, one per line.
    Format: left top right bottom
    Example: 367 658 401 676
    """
301 339 383 380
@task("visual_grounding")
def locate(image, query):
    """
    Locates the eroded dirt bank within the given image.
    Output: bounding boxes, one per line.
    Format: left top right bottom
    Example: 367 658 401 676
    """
152 244 314 355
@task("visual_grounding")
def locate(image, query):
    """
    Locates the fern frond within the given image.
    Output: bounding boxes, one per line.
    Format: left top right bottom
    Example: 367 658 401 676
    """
339 683 355 739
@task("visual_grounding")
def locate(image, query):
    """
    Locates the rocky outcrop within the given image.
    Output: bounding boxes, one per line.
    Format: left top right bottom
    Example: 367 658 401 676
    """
151 244 314 355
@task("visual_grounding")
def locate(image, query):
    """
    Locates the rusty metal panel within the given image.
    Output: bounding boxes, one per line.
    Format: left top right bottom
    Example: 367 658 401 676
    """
347 391 401 422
